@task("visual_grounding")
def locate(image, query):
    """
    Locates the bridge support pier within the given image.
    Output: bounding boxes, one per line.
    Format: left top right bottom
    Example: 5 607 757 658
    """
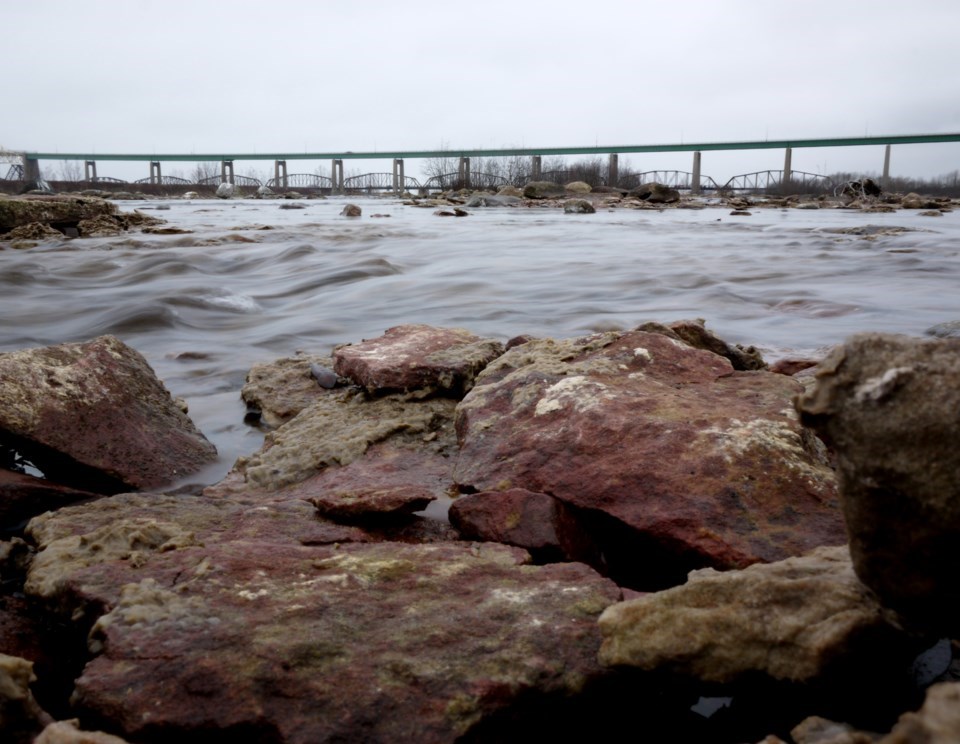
274 160 288 189
531 155 542 181
23 156 41 184
608 154 618 187
150 161 162 185
331 160 344 193
782 148 793 193
882 145 891 189
458 157 471 189
691 152 702 195
392 159 405 195
221 160 235 185
84 160 97 182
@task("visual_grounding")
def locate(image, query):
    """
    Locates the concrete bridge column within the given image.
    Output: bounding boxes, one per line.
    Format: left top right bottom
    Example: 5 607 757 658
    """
23 156 41 184
532 155 542 181
782 148 793 193
392 159 405 195
331 160 344 193
691 151 702 195
458 157 471 189
84 160 97 182
608 153 618 187
274 160 288 189
221 160 235 185
150 161 162 185
882 145 891 189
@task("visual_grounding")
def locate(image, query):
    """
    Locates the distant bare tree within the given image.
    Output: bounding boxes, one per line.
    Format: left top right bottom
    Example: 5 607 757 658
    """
56 159 84 182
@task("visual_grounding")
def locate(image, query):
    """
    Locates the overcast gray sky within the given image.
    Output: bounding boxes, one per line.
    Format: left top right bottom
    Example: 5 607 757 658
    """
6 0 960 183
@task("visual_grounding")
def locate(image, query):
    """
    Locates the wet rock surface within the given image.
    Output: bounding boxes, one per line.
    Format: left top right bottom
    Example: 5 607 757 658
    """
454 329 844 587
0 336 217 493
796 333 960 632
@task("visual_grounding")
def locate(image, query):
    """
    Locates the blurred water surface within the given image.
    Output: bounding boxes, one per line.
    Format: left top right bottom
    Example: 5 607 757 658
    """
3 197 958 483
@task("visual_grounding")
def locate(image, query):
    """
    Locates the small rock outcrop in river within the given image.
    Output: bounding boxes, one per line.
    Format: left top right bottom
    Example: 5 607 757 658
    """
0 335 217 496
795 333 960 632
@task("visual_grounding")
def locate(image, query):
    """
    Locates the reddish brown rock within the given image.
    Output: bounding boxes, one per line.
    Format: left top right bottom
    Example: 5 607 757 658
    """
332 324 504 395
449 488 599 563
29 537 619 743
664 318 767 371
0 336 217 492
300 443 451 520
454 330 843 588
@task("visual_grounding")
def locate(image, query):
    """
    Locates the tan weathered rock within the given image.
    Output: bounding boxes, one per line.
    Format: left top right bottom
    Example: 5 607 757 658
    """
791 716 881 743
241 353 339 427
565 181 592 193
597 546 904 683
35 719 132 744
881 682 960 743
0 653 53 743
237 389 457 490
795 333 960 630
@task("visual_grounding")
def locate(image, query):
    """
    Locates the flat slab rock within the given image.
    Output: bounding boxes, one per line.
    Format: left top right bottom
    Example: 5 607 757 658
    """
332 324 504 395
0 335 216 492
453 329 844 584
37 538 619 743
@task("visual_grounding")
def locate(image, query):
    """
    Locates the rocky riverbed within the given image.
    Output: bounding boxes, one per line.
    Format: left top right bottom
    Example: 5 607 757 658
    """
3 187 960 742
1 317 960 743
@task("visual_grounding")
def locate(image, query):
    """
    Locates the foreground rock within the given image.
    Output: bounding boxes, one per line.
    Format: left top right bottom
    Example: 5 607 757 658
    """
241 353 341 427
597 546 905 683
454 329 844 587
0 653 53 743
25 533 620 742
332 324 504 395
0 469 98 532
796 333 960 631
0 336 217 493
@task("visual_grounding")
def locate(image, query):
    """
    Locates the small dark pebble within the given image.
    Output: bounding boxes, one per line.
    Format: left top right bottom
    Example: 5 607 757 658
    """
310 364 339 389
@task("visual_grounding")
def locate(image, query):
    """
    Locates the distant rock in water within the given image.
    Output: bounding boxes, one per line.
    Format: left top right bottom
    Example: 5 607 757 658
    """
341 204 361 217
215 183 236 198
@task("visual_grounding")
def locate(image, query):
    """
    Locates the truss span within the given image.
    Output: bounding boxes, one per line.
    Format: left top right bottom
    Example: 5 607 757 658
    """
422 172 509 191
342 172 423 192
196 175 263 187
133 175 194 186
265 173 334 189
722 170 831 192
619 171 721 191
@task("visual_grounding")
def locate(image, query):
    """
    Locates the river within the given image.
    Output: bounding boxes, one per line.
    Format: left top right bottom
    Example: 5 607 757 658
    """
2 196 958 485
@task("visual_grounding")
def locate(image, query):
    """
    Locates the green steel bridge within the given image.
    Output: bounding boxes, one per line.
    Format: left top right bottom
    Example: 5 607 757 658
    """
6 132 960 193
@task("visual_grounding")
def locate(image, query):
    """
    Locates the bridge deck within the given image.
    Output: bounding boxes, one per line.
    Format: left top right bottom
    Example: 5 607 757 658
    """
21 133 960 162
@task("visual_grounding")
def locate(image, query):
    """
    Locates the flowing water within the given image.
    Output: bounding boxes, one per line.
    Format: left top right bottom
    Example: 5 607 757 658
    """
2 196 959 485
